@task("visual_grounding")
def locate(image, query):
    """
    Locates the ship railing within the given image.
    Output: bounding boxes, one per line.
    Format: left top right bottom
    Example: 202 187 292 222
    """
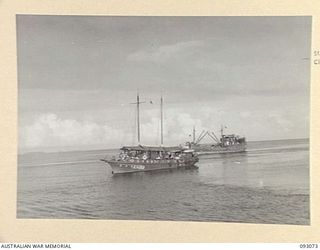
115 157 180 164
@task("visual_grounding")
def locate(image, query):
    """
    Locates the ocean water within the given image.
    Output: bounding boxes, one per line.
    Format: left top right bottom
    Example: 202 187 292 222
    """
17 139 309 225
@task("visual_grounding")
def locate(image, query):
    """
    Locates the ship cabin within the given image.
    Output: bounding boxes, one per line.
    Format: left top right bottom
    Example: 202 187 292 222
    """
116 145 195 163
220 134 246 147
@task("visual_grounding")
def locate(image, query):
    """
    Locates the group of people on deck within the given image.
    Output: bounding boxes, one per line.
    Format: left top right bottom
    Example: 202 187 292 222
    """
119 150 180 161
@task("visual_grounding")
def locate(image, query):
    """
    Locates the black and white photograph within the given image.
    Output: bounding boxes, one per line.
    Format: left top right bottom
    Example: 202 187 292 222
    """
17 15 311 225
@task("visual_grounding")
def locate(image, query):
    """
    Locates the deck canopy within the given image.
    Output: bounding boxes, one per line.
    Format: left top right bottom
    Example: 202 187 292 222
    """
120 145 182 152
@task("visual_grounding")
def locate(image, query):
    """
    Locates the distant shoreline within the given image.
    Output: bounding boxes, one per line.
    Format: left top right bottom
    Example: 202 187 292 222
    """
18 137 309 156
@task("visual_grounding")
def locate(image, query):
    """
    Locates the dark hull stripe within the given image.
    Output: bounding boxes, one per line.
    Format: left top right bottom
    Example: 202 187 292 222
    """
102 160 197 174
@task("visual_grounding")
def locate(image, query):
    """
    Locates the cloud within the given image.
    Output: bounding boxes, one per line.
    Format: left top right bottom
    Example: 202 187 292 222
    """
268 111 294 132
140 111 204 146
19 101 308 152
19 111 205 151
127 40 205 63
19 113 125 151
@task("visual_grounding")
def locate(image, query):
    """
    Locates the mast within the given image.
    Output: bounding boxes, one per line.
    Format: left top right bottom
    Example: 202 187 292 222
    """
131 91 145 144
160 96 163 146
193 126 196 143
220 124 224 138
137 93 140 144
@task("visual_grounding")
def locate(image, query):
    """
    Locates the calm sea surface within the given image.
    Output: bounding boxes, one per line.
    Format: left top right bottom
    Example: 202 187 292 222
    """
17 139 309 225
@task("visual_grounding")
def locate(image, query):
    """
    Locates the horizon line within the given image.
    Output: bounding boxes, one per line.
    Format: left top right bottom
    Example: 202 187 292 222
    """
18 137 309 155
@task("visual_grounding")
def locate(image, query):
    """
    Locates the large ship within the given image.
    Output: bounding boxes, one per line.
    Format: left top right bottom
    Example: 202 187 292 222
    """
186 126 246 155
101 93 198 174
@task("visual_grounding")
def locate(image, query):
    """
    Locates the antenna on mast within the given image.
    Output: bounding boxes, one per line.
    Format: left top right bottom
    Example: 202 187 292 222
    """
220 124 224 138
160 95 163 146
130 90 145 144
193 126 196 143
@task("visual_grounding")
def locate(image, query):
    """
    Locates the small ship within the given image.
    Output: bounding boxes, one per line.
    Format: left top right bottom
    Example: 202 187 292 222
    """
103 145 198 174
101 93 198 174
186 126 246 155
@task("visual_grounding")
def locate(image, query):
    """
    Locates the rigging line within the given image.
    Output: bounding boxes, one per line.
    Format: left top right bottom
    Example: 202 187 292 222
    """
130 91 146 144
197 131 209 144
195 130 206 144
160 95 164 146
125 103 136 146
211 131 220 142
132 101 137 145
207 132 219 143
156 110 160 146
154 96 160 146
117 104 135 146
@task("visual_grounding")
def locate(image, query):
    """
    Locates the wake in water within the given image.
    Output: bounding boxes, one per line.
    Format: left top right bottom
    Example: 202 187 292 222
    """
17 139 309 224
19 160 100 168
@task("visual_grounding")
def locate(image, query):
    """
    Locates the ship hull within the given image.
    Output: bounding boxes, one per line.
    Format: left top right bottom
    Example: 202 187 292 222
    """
192 143 246 155
101 158 198 174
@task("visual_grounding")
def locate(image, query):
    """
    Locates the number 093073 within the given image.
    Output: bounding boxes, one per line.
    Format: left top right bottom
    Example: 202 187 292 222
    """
300 244 319 248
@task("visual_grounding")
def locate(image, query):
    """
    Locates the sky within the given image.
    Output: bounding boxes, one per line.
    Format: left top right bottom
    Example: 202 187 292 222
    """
17 15 311 153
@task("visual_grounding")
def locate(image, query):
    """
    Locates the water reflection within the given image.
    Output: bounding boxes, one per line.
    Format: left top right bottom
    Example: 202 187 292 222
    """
221 152 249 187
17 139 310 223
196 152 269 189
110 165 199 178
